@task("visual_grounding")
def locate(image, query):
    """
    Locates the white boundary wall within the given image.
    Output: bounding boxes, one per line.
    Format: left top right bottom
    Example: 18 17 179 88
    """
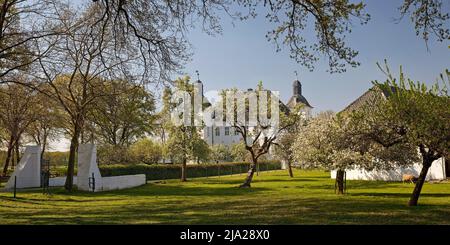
49 175 146 191
5 146 41 189
101 175 146 191
331 157 446 181
49 144 146 191
49 177 77 187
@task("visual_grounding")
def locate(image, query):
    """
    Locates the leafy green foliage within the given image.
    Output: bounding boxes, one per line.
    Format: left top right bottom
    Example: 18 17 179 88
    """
99 161 281 181
163 76 210 165
399 0 449 43
231 142 250 162
97 145 129 165
292 110 417 172
89 80 156 147
373 64 449 159
128 138 163 165
344 62 449 205
210 144 233 163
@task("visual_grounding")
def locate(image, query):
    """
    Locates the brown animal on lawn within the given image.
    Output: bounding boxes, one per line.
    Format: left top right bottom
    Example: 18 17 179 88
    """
402 174 418 184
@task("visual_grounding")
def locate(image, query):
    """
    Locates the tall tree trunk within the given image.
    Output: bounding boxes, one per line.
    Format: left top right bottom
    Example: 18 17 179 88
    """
11 142 17 170
287 161 294 178
2 136 14 176
335 169 345 195
181 158 187 182
65 128 80 191
14 142 20 166
240 158 257 188
408 157 433 206
11 152 15 170
40 137 47 163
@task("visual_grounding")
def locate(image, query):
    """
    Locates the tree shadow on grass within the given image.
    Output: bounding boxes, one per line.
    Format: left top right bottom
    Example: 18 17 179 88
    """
298 175 331 179
200 178 319 186
172 197 450 225
0 183 271 208
0 196 47 206
2 181 450 225
10 194 449 225
252 178 320 183
193 178 250 185
348 180 404 188
306 181 405 191
349 192 450 198
46 184 272 198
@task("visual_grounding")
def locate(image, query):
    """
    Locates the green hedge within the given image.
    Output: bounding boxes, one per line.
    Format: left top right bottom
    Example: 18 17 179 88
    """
99 161 281 181
50 165 76 177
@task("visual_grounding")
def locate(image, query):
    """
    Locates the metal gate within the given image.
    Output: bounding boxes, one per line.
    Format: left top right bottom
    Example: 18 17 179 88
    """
41 159 50 194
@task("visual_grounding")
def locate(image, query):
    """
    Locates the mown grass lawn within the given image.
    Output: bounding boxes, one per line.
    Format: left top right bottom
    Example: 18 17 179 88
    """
0 170 449 224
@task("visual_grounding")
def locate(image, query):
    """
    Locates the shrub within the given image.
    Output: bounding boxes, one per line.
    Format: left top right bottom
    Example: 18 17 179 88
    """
128 139 163 164
42 151 70 166
99 161 281 180
231 142 251 162
51 165 77 177
192 139 211 163
97 145 130 165
210 144 232 163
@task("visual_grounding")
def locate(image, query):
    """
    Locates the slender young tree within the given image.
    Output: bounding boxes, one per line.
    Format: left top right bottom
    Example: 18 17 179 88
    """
0 80 40 176
164 76 208 181
26 91 64 161
273 112 306 178
219 83 302 187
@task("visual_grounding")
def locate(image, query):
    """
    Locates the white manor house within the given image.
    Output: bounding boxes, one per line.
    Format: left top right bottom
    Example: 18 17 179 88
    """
198 79 313 146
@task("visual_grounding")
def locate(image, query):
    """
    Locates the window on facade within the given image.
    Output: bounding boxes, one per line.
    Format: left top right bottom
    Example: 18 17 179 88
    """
225 127 230 136
234 129 239 135
206 127 210 137
215 127 220 136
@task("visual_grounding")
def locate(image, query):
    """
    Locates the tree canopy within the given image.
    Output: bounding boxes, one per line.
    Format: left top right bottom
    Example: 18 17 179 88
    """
346 63 450 205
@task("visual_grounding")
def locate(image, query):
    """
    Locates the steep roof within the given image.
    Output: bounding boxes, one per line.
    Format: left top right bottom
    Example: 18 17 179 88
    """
342 85 396 113
286 80 312 109
286 94 313 109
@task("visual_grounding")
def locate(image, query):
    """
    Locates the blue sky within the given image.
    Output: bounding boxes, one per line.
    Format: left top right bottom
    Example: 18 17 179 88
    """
181 0 449 113
50 0 449 151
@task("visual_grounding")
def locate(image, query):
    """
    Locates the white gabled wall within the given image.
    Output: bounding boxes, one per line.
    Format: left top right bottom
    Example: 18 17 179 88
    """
4 146 41 189
77 144 103 192
330 157 446 181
